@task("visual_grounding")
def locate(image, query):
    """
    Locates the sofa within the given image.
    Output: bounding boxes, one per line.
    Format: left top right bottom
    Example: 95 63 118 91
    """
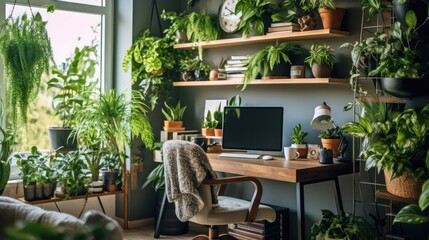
0 196 123 239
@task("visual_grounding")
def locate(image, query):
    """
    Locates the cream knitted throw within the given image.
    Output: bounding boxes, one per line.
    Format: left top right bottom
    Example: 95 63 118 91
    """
163 140 218 222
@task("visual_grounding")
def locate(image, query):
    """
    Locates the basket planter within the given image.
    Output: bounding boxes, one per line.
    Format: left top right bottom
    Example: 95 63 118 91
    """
321 138 341 158
384 170 423 200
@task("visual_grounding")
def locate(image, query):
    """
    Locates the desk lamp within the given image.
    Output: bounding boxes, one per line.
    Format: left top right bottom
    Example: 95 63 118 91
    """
311 102 348 161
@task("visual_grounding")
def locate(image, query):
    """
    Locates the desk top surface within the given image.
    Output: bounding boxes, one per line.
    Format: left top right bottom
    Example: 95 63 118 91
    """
207 153 355 183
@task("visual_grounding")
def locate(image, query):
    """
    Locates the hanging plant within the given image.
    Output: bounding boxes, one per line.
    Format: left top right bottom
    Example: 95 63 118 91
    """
0 12 53 128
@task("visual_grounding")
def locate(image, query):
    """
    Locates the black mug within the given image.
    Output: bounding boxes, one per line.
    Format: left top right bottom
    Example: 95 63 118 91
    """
192 135 208 152
319 148 333 164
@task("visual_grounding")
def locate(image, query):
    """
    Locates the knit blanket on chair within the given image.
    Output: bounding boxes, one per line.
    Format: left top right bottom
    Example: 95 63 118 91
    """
163 140 218 222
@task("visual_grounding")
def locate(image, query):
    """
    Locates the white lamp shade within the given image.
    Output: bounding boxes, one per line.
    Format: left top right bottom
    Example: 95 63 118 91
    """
311 103 333 130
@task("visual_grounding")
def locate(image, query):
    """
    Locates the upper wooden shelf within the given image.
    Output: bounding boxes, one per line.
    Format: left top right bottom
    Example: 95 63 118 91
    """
172 78 348 87
173 29 350 49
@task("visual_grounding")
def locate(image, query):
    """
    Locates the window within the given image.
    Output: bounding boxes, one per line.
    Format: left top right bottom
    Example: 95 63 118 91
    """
0 0 113 151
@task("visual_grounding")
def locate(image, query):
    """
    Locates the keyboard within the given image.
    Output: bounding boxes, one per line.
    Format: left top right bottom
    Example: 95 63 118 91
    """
218 153 261 159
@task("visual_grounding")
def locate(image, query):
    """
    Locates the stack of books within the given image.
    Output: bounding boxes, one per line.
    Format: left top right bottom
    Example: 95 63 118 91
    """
223 56 249 80
267 22 300 34
228 204 289 240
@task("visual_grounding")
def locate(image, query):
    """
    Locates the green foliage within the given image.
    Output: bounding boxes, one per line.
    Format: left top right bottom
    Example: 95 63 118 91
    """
142 163 165 191
48 44 99 127
318 127 340 139
270 0 317 23
236 0 271 37
243 42 303 89
291 123 308 144
0 110 13 189
162 100 187 121
309 0 335 9
368 13 429 79
15 146 44 186
202 110 218 129
305 44 335 69
179 56 201 71
342 101 429 181
310 209 377 240
361 0 388 21
122 29 177 109
0 13 53 128
161 10 189 43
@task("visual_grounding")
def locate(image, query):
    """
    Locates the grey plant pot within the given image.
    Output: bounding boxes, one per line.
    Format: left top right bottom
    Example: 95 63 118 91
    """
48 127 78 152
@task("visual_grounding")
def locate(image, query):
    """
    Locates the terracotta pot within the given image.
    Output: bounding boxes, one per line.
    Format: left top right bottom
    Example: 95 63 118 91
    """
291 144 307 159
164 121 183 129
202 128 215 136
319 7 345 30
321 138 341 158
384 170 422 200
214 129 223 137
312 63 332 78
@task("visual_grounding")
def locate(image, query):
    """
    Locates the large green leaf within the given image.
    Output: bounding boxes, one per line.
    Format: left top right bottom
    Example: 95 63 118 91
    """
394 204 429 224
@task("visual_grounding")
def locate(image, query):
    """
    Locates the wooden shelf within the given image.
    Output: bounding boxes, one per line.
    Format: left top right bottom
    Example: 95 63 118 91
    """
173 78 348 87
375 189 417 204
18 191 124 204
173 29 350 49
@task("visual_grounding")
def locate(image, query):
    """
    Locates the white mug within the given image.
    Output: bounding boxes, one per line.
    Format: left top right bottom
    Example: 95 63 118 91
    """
284 147 300 160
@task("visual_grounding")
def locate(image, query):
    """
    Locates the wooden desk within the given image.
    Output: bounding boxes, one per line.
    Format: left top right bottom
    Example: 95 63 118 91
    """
207 154 355 240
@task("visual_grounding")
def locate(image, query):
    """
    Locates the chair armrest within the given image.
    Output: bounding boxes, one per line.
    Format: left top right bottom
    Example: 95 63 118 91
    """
202 176 262 223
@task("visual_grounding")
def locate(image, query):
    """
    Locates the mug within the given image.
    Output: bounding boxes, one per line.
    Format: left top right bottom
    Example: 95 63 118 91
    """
192 135 208 152
319 148 333 164
284 147 300 160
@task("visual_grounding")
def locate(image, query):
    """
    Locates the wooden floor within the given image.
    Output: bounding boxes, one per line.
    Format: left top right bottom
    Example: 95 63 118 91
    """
123 225 205 240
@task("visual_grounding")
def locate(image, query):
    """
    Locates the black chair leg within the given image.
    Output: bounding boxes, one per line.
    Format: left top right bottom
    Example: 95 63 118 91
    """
154 190 168 238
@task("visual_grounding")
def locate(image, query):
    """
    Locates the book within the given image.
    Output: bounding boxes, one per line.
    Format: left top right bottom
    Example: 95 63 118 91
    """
266 30 299 34
227 73 245 78
224 63 246 68
268 26 301 32
225 66 247 72
270 22 299 27
226 59 247 65
230 55 250 60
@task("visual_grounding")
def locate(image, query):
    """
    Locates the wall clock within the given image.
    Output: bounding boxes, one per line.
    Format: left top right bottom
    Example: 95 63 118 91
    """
218 0 242 33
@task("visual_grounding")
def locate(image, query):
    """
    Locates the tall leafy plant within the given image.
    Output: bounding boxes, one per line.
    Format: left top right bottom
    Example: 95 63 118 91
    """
236 0 271 37
0 12 53 128
0 99 15 192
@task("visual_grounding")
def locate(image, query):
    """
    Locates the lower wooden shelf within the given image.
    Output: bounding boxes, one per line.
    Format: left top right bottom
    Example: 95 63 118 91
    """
18 190 124 205
375 189 417 204
172 78 348 87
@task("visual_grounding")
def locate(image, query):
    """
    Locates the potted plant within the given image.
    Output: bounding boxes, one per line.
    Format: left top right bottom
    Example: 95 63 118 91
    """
15 146 43 201
47 44 99 152
162 100 187 131
55 150 90 198
161 10 189 43
0 12 53 129
201 110 218 136
391 0 429 38
361 0 389 21
122 30 177 110
305 44 335 78
366 14 429 98
310 209 377 240
0 100 15 196
212 95 242 137
179 56 199 81
309 0 345 30
290 123 308 158
242 42 303 89
270 0 317 31
235 0 271 38
319 127 341 158
100 151 122 192
342 101 429 200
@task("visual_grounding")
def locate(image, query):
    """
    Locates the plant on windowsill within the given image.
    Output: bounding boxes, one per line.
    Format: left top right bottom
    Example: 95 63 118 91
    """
47 43 99 152
310 209 377 240
305 44 335 78
242 42 303 90
319 127 341 158
0 12 53 129
162 100 187 132
0 100 15 196
122 29 177 109
235 0 271 38
269 0 317 31
15 146 44 201
342 101 429 200
201 110 218 137
100 151 122 192
309 0 345 30
290 123 308 158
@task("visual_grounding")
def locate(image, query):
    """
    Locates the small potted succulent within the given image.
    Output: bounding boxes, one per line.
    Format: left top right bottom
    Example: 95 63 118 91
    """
305 44 335 78
201 110 218 136
162 100 187 131
318 127 341 158
290 124 308 158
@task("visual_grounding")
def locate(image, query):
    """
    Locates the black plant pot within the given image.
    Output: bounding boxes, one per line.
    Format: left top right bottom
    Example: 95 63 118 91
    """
181 71 195 81
23 183 36 201
155 189 189 235
392 0 429 39
261 61 292 79
381 77 428 98
194 69 206 81
101 170 121 192
48 127 78 152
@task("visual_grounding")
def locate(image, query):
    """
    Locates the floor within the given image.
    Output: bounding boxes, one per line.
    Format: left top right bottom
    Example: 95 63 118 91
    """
123 225 207 240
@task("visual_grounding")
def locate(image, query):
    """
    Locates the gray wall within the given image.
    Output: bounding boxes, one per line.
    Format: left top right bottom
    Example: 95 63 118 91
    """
114 0 367 238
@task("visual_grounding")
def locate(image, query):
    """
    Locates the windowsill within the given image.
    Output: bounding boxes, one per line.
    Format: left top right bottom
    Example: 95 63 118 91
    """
3 180 24 198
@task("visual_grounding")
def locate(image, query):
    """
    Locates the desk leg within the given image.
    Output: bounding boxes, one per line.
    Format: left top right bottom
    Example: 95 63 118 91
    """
154 190 168 238
296 182 305 240
334 177 344 213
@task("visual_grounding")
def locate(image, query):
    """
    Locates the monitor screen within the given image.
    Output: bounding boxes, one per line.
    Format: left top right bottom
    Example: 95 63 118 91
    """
222 106 284 152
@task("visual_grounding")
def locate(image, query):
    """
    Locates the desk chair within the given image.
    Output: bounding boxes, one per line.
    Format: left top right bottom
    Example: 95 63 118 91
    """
159 140 276 240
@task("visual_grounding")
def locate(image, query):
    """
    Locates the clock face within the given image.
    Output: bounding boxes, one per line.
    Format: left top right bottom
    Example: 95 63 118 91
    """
218 0 242 33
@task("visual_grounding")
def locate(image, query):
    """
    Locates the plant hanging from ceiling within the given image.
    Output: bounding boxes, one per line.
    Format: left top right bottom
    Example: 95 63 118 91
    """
0 11 53 128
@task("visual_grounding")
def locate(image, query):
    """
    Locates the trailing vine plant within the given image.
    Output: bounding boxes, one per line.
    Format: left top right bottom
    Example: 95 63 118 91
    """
0 10 53 129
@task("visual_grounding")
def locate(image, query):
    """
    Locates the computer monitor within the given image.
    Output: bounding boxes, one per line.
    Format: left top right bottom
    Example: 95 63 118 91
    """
222 106 284 153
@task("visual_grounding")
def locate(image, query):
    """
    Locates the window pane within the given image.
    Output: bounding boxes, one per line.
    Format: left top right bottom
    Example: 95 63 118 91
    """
56 0 104 7
5 5 102 151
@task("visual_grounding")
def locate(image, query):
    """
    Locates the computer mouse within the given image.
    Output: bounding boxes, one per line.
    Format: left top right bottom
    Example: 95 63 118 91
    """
262 155 273 160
